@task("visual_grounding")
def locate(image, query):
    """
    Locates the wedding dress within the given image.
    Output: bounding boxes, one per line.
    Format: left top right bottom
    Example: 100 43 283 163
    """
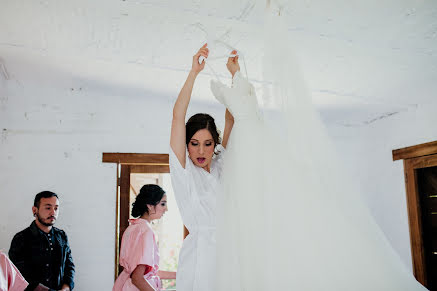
210 68 427 290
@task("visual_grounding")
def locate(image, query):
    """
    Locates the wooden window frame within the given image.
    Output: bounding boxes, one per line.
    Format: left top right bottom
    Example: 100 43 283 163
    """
392 140 437 285
102 152 169 279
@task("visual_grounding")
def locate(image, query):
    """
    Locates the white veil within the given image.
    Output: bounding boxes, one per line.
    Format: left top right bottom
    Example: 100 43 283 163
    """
212 5 427 291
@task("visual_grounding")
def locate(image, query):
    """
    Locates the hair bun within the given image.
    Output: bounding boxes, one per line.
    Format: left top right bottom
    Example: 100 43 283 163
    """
131 184 166 218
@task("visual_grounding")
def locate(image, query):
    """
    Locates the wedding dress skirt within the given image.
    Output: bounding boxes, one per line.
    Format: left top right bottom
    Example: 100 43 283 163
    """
210 71 427 291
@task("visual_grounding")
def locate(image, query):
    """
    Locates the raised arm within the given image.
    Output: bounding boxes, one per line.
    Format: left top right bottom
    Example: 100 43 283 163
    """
222 109 234 149
170 44 209 167
222 50 239 148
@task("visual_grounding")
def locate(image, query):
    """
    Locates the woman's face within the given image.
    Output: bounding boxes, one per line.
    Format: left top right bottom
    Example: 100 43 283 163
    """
187 129 215 172
148 194 168 220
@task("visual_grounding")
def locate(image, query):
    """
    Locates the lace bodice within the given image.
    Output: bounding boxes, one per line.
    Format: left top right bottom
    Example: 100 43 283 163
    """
210 71 261 122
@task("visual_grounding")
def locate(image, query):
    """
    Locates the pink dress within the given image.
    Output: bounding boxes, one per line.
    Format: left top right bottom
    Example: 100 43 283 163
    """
0 251 28 291
113 219 161 291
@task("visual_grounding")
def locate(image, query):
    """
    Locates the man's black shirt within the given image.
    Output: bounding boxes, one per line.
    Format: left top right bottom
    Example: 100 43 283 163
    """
9 221 75 290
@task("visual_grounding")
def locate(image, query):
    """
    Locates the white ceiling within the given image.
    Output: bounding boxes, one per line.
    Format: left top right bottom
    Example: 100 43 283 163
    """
1 0 436 126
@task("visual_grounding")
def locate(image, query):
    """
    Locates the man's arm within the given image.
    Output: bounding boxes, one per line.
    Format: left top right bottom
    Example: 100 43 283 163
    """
8 233 26 272
9 233 40 291
61 233 75 290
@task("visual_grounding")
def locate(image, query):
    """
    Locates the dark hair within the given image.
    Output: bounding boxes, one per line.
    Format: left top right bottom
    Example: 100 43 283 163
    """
34 191 59 208
186 113 221 148
131 184 166 218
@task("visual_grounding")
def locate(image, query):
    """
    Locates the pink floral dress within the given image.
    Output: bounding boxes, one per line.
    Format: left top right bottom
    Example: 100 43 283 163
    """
113 219 161 291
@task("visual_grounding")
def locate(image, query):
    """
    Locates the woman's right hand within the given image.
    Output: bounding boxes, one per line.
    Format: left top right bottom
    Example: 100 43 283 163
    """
191 44 209 74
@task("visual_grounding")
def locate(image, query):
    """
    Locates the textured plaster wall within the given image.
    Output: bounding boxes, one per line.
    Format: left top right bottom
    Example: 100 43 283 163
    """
1 0 436 288
327 101 437 269
0 55 226 290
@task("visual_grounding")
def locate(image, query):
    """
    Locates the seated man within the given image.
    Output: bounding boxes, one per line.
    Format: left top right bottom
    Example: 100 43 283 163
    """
9 191 75 291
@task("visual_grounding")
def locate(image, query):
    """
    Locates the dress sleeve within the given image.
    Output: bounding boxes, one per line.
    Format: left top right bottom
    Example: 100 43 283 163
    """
214 144 226 170
136 229 157 267
210 79 227 105
169 146 197 227
0 251 29 291
211 71 259 122
119 226 157 273
169 146 188 180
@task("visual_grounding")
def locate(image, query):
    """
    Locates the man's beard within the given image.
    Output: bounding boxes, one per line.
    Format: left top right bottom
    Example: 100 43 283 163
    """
36 213 56 226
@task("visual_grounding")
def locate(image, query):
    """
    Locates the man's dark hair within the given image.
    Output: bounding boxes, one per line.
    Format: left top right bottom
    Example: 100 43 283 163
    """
34 191 59 208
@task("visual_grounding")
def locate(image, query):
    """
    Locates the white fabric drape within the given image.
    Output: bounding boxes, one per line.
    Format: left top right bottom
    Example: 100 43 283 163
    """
212 11 427 291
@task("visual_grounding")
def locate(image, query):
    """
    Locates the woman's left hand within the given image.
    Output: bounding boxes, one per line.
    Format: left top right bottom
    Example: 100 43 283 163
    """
226 50 240 77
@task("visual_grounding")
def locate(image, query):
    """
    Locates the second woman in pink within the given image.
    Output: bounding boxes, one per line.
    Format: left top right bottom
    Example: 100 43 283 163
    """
113 184 176 291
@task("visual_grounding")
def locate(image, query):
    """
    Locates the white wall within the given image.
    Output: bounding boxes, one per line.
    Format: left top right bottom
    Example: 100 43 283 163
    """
1 52 436 288
0 54 226 290
326 101 437 269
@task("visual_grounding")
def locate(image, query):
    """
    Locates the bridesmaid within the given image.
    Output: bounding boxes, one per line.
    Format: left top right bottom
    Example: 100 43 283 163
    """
113 184 176 291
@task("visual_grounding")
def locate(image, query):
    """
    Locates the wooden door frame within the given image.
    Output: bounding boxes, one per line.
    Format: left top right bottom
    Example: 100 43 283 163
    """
102 152 169 280
392 140 437 285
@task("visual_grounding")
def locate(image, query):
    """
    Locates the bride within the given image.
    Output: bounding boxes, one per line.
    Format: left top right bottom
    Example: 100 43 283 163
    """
209 12 428 291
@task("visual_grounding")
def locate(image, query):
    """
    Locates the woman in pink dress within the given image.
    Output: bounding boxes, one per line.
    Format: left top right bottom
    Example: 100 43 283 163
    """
113 184 176 291
0 251 28 291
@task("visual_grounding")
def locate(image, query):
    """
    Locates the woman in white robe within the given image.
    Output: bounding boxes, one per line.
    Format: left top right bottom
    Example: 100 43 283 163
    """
169 45 239 291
